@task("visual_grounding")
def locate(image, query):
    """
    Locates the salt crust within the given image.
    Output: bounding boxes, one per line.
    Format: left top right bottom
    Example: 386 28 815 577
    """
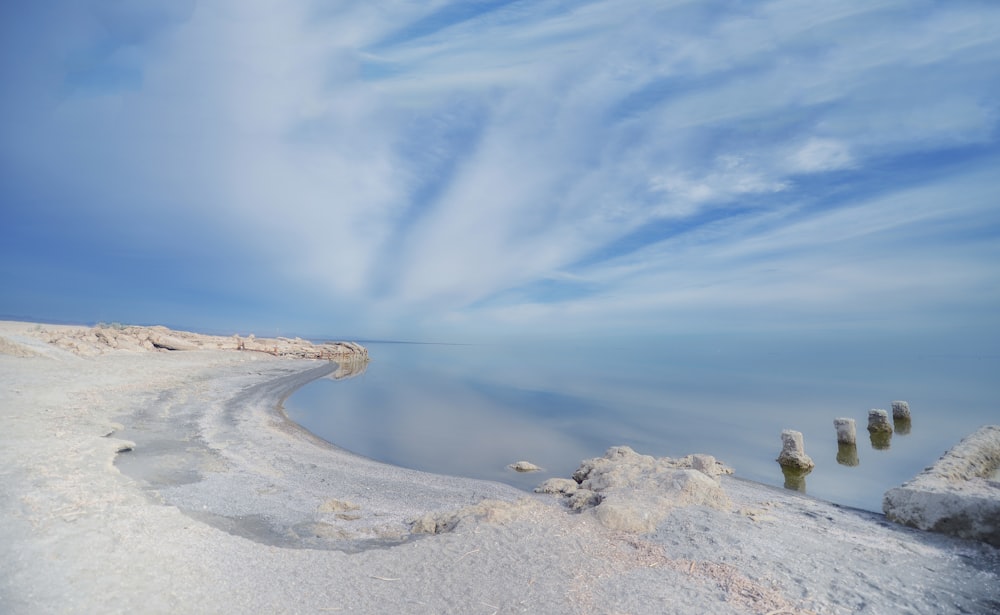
2 320 999 614
884 425 1000 546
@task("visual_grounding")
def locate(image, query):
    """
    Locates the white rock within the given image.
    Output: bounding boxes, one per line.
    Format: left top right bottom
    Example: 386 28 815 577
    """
508 460 542 472
884 425 1000 546
534 478 578 495
560 446 731 532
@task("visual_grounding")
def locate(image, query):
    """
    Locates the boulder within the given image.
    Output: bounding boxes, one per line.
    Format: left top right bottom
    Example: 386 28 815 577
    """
545 446 731 532
884 425 1000 546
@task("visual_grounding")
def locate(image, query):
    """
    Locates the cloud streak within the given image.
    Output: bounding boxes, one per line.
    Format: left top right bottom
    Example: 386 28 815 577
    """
2 1 999 340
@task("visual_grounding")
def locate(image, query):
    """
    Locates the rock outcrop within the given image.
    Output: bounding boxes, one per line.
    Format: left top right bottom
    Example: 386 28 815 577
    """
34 324 369 361
883 425 1000 546
535 446 733 533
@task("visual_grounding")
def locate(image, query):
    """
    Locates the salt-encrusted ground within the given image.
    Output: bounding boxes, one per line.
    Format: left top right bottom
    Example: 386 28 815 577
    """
2 321 998 614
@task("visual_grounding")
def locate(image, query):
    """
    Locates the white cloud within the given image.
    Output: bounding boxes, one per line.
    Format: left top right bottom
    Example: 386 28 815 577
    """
461 163 1000 339
786 139 854 173
3 0 999 339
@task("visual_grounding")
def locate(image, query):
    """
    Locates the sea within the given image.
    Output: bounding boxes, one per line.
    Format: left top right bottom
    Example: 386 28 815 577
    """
284 334 999 512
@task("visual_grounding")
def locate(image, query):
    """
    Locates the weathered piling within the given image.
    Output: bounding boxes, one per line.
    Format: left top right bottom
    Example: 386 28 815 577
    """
834 418 857 445
777 430 815 471
892 400 912 435
868 409 893 450
834 418 860 465
867 409 893 433
891 401 911 420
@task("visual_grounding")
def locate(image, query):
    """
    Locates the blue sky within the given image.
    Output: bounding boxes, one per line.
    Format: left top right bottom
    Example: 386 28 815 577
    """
2 0 999 343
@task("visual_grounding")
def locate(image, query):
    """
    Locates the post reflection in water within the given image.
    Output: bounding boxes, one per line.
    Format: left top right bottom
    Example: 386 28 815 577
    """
287 340 991 513
870 431 893 451
894 417 912 436
781 465 811 492
836 443 860 467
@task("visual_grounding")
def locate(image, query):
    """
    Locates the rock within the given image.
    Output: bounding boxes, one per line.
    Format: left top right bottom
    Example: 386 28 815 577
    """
534 478 578 495
146 329 202 351
776 430 814 471
551 446 731 532
689 454 730 480
0 336 41 357
567 489 601 511
34 324 369 361
593 493 670 533
884 425 1000 546
508 460 542 472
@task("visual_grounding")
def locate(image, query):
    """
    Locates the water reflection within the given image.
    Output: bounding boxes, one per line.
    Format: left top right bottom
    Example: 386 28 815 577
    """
781 465 812 492
870 431 893 451
894 417 912 435
328 358 369 381
836 443 860 467
287 338 999 512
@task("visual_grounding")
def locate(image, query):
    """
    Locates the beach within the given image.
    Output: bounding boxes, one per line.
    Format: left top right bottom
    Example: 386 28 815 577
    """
2 321 998 614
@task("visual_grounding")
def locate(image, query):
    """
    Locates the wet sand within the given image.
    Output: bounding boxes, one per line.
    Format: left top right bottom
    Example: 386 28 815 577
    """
2 321 998 614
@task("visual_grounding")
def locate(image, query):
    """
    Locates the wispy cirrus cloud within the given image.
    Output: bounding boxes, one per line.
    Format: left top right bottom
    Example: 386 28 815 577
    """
1 1 998 340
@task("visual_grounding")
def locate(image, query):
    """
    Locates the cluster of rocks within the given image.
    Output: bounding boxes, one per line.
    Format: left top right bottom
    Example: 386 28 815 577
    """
36 324 369 361
534 446 733 533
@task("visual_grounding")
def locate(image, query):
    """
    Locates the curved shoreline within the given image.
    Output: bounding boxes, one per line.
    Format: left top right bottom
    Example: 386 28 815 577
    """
2 320 999 614
116 355 525 550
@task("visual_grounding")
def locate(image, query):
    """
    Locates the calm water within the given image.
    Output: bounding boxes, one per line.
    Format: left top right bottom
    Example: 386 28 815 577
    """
285 335 999 512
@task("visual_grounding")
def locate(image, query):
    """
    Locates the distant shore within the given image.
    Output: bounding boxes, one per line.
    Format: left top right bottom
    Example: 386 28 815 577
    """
1 320 998 614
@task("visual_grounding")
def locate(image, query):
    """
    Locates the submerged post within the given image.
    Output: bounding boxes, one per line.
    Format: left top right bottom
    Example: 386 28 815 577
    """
777 429 815 471
867 409 892 434
892 400 912 435
868 409 893 450
891 401 911 420
835 418 859 466
834 418 857 445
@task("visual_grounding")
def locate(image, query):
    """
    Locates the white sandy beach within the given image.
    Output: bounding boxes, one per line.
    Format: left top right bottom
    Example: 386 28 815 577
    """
1 320 998 614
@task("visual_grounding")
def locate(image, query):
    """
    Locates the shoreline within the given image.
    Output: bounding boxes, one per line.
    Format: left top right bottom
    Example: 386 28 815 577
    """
2 320 999 614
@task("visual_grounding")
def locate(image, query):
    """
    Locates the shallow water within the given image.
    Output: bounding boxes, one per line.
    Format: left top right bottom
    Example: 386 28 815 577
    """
286 334 999 512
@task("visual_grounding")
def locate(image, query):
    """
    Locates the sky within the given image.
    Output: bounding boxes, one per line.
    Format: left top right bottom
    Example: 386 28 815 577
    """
2 0 999 344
